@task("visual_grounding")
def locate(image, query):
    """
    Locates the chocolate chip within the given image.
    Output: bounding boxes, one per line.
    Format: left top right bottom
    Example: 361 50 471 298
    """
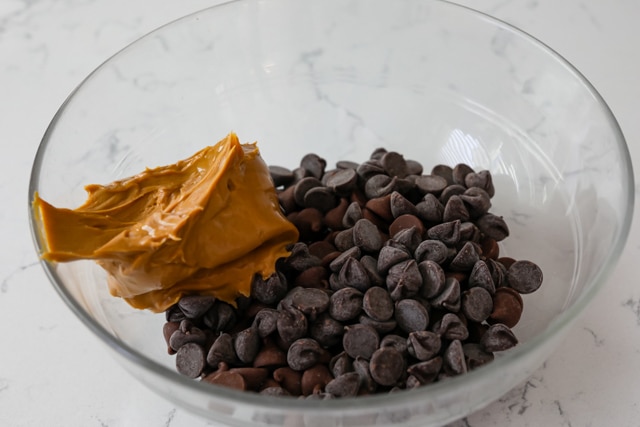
336 160 358 170
169 325 207 351
293 176 323 206
364 174 395 199
253 308 279 338
365 195 393 223
353 218 383 253
377 244 411 274
407 357 442 385
380 151 409 178
178 295 216 319
360 254 385 287
394 299 429 333
324 198 350 230
290 207 326 241
353 357 377 393
489 287 523 328
329 287 363 322
325 372 361 397
206 333 237 366
391 226 422 253
285 242 322 272
294 265 329 290
329 351 353 378
356 159 385 180
443 339 467 375
329 246 361 273
468 260 496 294
252 272 288 305
476 213 509 241
418 260 446 298
460 187 492 218
163 321 179 354
229 367 269 391
429 277 461 312
269 165 295 187
461 286 493 323
459 221 481 243
333 228 360 252
234 326 261 364
406 159 424 176
363 286 394 321
462 343 494 369
431 164 454 185
342 201 364 228
176 343 206 378
304 187 338 213
415 239 448 264
309 313 344 348
486 258 507 288
419 193 446 224
308 241 337 260
449 241 480 272
203 370 247 390
426 220 460 246
165 305 186 323
465 170 495 198
277 305 308 345
289 287 330 319
481 323 518 352
380 334 408 356
389 214 424 238
507 260 543 294
439 184 466 205
343 324 379 360
325 167 358 196
452 164 475 186
300 153 327 180
415 175 448 197
287 338 325 371
386 259 422 301
253 340 287 368
442 195 470 223
272 366 302 395
370 347 405 386
407 331 441 361
432 313 468 341
390 191 418 218
278 185 298 214
301 364 333 396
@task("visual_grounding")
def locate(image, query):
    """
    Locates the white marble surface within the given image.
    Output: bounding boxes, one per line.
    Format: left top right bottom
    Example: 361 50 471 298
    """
1 0 639 426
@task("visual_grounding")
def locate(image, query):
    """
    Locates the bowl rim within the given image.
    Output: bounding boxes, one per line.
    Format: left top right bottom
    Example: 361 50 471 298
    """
28 0 635 415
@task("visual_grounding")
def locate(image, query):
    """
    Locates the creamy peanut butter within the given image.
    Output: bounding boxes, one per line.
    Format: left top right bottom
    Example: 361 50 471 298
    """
33 133 299 312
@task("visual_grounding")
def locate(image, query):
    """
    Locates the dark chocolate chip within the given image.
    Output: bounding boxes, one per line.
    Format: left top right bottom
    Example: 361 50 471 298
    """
343 324 380 360
287 338 325 371
370 347 405 386
507 260 543 294
394 299 429 333
176 343 206 378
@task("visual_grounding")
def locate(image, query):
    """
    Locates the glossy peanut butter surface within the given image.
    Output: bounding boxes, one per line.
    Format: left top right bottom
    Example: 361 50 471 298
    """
33 133 298 312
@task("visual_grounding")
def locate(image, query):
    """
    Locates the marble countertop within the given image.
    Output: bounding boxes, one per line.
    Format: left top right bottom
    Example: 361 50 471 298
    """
2 0 639 426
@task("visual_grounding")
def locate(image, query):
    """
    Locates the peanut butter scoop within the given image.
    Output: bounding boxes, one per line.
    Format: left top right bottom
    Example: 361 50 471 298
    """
32 133 299 312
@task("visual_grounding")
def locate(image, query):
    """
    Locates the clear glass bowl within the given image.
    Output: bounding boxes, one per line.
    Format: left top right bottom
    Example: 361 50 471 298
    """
29 0 634 426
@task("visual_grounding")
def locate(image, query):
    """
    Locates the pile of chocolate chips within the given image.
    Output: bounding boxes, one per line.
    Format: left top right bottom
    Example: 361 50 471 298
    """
162 148 543 398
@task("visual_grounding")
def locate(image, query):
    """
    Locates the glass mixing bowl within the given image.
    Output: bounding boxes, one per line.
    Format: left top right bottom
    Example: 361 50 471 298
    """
29 0 634 425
